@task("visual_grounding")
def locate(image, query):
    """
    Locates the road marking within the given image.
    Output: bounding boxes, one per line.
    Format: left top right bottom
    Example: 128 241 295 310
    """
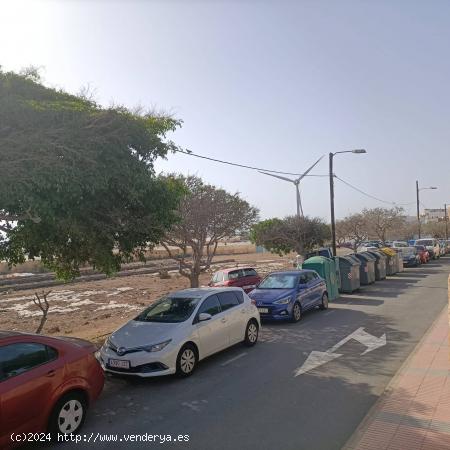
221 352 247 366
324 310 336 315
294 327 386 377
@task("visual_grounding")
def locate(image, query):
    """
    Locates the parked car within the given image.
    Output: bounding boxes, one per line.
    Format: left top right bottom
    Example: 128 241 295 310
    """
208 267 261 293
415 238 441 259
99 287 260 378
392 241 409 248
415 245 430 264
0 332 104 449
247 270 328 322
438 240 448 255
400 246 421 267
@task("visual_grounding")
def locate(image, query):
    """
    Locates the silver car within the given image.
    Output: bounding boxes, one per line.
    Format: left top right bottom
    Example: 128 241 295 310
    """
98 287 260 378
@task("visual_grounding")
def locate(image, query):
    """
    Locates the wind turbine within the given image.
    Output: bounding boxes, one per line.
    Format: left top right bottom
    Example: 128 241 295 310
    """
259 156 324 217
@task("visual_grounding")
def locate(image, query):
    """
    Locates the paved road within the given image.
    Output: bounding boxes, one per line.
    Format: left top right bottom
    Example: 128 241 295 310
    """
58 257 449 450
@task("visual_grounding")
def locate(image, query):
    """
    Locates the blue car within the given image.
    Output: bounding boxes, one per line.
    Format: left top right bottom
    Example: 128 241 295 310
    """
248 270 328 322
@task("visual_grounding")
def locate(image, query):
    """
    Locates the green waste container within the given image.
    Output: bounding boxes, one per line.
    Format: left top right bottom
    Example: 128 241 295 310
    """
337 255 360 293
367 250 387 280
351 253 376 285
302 256 340 301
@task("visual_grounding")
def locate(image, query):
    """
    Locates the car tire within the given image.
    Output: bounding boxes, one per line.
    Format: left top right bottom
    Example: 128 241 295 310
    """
48 391 87 438
244 320 259 347
319 293 329 310
176 344 198 377
291 302 302 323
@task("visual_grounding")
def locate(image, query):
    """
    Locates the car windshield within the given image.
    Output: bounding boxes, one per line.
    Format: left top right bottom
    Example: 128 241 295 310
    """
416 240 433 246
258 274 298 289
415 245 425 251
135 296 201 323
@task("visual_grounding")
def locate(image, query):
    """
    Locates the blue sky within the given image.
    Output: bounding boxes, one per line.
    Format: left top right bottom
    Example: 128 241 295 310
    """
1 0 449 220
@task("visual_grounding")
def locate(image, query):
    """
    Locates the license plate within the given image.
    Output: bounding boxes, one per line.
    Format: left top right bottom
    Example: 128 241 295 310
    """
243 285 256 290
258 308 269 314
109 359 130 369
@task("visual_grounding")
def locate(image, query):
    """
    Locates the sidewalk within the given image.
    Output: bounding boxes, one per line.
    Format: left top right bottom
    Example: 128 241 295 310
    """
345 306 450 450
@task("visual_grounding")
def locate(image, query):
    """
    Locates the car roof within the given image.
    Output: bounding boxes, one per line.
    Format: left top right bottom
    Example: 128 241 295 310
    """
268 270 312 276
170 287 243 298
219 267 256 273
0 330 24 339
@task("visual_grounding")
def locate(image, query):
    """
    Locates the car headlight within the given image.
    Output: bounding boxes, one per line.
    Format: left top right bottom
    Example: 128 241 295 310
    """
274 296 291 305
141 339 172 352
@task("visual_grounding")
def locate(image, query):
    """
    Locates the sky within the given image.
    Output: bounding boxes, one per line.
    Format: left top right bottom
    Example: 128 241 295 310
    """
1 0 449 221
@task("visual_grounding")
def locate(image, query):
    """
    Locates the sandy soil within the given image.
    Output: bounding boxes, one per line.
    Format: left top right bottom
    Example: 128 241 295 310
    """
0 253 292 343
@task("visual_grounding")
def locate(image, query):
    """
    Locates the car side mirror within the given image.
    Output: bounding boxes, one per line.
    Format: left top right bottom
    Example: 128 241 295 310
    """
198 313 212 322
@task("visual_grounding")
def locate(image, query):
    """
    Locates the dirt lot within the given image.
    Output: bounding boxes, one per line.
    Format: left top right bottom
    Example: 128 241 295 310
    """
0 253 292 343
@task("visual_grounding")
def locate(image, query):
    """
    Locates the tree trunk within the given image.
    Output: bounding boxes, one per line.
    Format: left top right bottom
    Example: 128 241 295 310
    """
190 273 200 288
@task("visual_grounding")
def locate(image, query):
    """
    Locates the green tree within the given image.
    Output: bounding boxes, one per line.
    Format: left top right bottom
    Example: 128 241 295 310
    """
0 68 184 279
250 216 330 256
161 176 259 287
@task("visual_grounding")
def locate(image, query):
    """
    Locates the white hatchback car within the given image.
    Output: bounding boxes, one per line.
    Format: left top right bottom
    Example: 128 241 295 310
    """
98 287 260 378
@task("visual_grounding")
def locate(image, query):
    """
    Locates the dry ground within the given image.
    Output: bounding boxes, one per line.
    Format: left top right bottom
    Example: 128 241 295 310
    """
0 253 292 343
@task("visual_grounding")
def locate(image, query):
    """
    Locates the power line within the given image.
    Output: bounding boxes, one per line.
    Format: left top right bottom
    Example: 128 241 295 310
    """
174 149 328 177
335 176 415 207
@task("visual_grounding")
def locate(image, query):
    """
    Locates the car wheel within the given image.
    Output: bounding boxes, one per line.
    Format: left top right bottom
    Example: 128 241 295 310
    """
244 320 259 346
48 392 87 437
291 302 302 323
319 293 329 310
176 344 198 377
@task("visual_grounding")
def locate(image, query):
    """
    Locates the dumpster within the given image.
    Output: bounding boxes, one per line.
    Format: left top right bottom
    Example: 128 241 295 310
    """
396 250 405 272
337 255 360 293
380 247 398 275
367 250 387 280
352 252 376 285
303 256 340 301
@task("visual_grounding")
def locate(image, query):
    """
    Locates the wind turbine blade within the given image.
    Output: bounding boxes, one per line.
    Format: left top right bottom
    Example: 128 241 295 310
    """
297 155 324 181
258 171 294 183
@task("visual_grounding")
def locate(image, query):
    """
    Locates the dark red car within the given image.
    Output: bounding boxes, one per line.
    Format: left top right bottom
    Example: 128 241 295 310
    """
0 331 104 449
415 245 430 264
209 267 261 293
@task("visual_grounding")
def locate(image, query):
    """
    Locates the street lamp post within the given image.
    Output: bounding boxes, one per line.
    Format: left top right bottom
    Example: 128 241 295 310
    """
445 203 448 241
415 181 437 239
329 149 366 256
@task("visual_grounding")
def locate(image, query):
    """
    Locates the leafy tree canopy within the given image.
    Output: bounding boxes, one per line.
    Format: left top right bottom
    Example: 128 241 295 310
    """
0 68 184 279
250 215 330 256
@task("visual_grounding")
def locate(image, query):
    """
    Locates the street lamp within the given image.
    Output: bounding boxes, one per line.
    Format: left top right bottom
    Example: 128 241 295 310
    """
329 149 367 256
415 181 437 239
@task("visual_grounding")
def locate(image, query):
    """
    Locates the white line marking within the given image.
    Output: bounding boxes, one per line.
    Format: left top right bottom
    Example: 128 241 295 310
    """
324 310 336 315
221 352 248 366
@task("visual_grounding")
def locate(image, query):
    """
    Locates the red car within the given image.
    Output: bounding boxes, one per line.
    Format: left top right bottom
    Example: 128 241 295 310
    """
0 331 104 449
209 267 261 293
415 245 430 264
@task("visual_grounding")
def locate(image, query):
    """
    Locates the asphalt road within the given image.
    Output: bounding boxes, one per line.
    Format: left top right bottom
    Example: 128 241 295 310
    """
57 257 449 450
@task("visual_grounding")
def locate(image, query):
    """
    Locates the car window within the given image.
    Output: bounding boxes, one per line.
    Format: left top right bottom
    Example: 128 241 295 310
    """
233 290 244 304
298 273 308 285
212 271 223 283
0 343 58 382
217 291 240 311
306 272 317 282
135 296 201 323
198 295 222 316
243 268 258 277
227 270 243 280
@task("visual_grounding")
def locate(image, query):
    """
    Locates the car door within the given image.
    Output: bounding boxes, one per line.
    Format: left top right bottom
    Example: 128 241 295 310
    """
308 272 324 306
303 272 320 309
194 295 230 358
217 291 246 345
0 342 62 442
296 273 311 309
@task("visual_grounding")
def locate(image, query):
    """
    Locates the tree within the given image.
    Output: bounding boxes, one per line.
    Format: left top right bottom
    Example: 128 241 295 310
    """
337 213 369 252
362 207 405 244
161 176 259 287
0 68 184 279
250 215 330 256
421 221 447 239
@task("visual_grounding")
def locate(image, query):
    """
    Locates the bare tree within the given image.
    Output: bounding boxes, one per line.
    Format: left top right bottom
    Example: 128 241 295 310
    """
339 213 369 252
33 290 51 334
161 176 259 287
362 207 405 244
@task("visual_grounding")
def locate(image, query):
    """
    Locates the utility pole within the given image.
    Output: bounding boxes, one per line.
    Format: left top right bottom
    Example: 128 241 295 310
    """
416 180 421 239
329 153 336 256
445 203 448 241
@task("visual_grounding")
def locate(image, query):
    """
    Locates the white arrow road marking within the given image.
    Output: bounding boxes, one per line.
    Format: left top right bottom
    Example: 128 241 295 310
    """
294 328 386 376
294 351 342 377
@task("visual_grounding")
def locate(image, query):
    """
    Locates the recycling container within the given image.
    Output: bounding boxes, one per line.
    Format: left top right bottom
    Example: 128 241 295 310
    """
336 255 360 293
396 250 404 272
352 252 376 285
367 250 387 281
302 256 340 301
380 247 398 275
